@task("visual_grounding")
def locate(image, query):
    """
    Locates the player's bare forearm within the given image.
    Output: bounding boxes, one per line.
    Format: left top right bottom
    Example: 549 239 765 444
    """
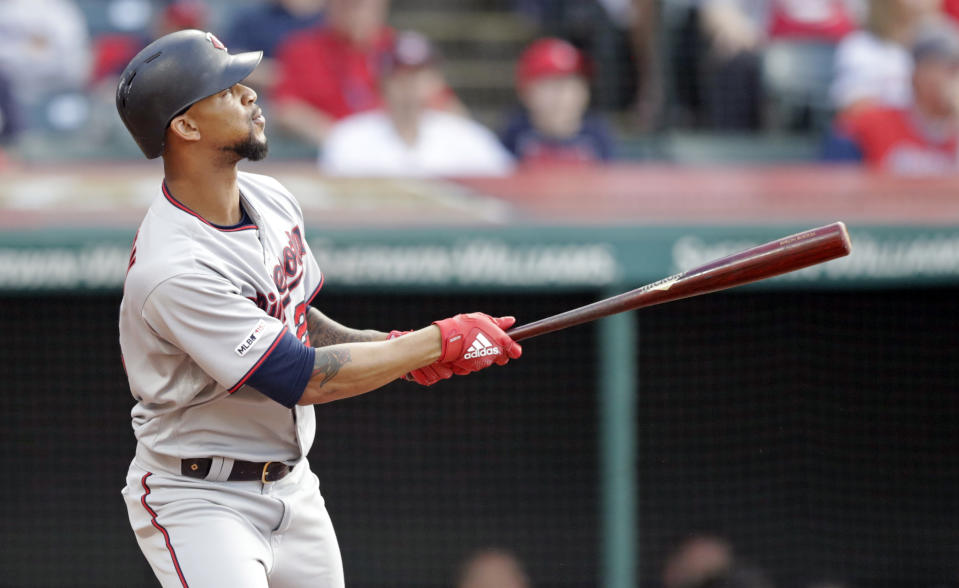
306 307 387 347
298 326 442 405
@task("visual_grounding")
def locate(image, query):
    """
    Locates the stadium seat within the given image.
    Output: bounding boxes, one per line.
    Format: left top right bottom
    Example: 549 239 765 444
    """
761 40 837 132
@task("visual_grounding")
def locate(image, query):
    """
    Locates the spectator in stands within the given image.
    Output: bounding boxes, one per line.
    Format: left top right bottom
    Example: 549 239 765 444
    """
662 534 735 588
830 0 941 117
225 0 326 90
823 18 959 174
630 0 666 130
272 0 462 146
501 38 614 167
455 548 530 588
0 0 92 113
321 31 513 177
91 0 209 84
0 70 24 145
512 0 659 119
154 0 208 38
697 0 865 129
0 69 21 166
662 534 776 588
272 0 391 146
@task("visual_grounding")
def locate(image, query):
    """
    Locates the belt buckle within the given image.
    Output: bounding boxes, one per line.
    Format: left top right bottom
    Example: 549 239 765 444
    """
261 461 275 484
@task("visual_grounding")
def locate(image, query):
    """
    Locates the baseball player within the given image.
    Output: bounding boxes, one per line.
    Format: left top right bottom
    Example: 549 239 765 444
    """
115 30 522 588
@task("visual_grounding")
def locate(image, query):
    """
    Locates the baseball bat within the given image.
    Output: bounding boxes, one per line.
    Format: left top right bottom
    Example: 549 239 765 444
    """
506 221 852 342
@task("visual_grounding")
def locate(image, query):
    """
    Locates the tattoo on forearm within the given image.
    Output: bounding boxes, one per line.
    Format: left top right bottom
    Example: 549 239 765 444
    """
306 307 380 347
312 347 352 387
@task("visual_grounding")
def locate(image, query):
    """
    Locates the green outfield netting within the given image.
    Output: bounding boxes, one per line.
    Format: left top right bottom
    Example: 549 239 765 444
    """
2 289 958 588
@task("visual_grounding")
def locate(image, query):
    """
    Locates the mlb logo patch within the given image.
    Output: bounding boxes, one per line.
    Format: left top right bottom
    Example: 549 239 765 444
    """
235 319 267 357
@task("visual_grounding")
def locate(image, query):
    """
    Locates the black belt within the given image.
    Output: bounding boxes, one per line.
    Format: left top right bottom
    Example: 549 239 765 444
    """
181 458 291 483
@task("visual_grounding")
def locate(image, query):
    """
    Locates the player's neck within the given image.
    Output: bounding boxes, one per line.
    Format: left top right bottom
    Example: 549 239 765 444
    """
163 158 243 226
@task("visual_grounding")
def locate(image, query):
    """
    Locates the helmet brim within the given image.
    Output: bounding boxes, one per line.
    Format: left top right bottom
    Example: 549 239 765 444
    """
167 50 263 125
221 51 263 93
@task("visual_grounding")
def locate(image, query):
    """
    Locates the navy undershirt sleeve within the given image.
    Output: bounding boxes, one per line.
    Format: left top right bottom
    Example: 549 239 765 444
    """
245 331 315 408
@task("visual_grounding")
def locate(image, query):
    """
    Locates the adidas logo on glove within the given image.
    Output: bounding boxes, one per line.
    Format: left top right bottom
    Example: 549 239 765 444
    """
463 333 500 359
433 312 521 374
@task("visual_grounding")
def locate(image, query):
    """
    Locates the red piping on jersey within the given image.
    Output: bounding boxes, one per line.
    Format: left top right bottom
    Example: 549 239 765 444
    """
140 473 190 588
127 229 139 274
228 329 287 394
307 274 325 304
161 182 258 232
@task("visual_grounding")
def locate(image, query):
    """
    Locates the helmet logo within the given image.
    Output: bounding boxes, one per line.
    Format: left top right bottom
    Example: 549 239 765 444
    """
206 32 226 51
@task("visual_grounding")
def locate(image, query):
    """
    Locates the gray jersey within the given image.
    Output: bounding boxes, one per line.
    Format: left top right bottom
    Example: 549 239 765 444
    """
119 171 322 464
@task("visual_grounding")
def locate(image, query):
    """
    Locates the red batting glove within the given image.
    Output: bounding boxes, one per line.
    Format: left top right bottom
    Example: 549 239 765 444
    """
432 312 523 374
388 330 454 386
408 362 455 386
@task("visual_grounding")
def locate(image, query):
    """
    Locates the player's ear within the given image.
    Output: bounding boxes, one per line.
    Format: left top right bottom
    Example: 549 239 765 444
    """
168 113 201 143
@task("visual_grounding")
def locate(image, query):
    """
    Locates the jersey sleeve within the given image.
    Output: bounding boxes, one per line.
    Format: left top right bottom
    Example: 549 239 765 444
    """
141 272 290 393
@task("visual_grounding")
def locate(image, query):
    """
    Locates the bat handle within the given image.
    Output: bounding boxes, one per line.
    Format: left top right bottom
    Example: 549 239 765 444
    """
507 309 602 342
505 324 539 342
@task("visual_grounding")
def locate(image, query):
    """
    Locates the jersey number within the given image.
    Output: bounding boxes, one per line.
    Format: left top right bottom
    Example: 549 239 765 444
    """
294 302 309 345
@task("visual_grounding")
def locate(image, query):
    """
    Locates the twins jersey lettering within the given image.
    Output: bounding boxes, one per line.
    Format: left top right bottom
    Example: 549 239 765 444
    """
119 171 323 464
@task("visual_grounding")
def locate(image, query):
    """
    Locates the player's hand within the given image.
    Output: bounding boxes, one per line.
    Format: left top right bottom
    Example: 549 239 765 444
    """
388 330 455 386
433 312 523 374
408 362 455 386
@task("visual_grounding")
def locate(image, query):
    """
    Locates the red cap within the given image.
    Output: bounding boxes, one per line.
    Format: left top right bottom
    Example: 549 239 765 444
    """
164 1 208 30
516 38 588 89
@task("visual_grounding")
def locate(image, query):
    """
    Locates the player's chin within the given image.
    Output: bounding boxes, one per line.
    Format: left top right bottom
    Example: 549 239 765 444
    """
247 138 269 162
224 130 269 162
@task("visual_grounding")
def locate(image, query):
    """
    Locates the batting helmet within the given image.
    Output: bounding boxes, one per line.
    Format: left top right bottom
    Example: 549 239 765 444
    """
116 29 262 159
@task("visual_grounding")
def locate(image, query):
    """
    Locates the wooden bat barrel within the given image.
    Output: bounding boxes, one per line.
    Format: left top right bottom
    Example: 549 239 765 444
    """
507 222 852 342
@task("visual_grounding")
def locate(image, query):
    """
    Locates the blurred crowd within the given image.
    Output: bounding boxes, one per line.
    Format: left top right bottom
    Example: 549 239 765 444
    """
451 534 859 588
4 0 959 175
